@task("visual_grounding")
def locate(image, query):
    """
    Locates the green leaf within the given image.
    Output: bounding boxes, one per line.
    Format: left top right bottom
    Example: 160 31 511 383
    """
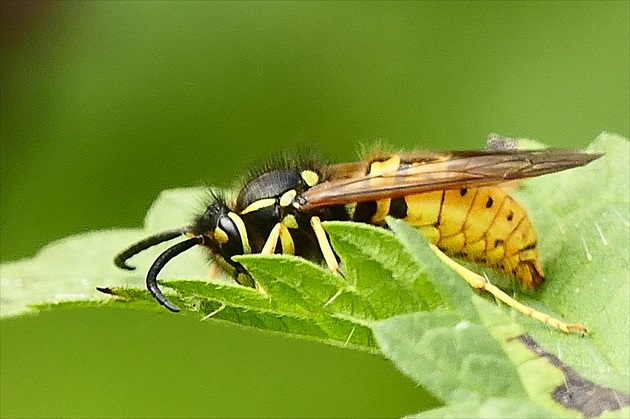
373 132 630 417
1 133 628 417
513 134 630 388
163 222 453 350
407 398 552 419
323 221 443 316
373 306 527 404
0 187 212 317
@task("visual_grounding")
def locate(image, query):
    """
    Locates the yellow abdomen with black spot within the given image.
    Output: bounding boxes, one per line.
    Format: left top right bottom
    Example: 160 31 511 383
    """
351 157 543 288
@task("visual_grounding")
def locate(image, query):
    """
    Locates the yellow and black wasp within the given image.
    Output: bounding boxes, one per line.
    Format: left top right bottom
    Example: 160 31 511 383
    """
113 139 600 332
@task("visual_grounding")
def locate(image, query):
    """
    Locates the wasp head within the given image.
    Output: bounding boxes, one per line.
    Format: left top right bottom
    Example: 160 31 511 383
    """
193 200 251 273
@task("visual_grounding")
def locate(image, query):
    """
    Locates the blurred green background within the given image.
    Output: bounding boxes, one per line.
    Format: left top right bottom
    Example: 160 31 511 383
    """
1 1 628 418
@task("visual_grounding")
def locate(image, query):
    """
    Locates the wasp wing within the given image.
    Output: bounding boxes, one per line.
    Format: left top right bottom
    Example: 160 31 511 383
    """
300 149 601 209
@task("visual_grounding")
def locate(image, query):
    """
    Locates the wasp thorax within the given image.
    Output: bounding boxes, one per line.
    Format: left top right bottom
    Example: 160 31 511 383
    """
235 168 320 212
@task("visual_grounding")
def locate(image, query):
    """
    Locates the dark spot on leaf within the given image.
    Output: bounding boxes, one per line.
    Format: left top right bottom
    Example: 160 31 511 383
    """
514 335 630 418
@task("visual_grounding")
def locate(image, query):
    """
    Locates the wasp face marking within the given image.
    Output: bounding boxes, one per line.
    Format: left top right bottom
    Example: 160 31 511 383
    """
190 202 252 275
213 227 229 244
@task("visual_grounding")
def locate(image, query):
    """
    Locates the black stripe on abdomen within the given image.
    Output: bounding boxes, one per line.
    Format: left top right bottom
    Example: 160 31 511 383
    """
353 201 377 223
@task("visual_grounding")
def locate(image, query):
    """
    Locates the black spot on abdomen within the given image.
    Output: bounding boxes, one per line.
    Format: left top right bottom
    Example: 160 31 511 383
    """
389 197 408 219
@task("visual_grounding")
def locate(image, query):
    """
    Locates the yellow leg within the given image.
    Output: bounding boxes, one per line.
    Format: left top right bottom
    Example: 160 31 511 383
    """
261 223 282 255
199 303 226 322
257 223 297 296
429 244 587 334
278 223 295 255
310 216 339 274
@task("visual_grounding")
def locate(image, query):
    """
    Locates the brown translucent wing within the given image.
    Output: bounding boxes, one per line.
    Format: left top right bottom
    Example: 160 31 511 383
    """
299 149 601 210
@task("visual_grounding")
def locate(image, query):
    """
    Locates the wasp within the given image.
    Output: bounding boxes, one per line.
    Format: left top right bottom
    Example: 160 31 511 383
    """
113 139 601 332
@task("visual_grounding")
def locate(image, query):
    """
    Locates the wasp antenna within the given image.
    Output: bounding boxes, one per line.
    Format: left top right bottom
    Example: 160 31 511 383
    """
146 236 204 312
114 228 190 270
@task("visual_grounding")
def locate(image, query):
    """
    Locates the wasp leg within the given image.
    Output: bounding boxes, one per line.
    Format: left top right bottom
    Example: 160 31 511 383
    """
310 216 339 274
261 223 283 255
429 244 587 334
199 303 226 322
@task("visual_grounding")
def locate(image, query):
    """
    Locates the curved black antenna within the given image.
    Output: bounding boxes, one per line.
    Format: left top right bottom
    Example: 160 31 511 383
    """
146 236 204 312
114 228 190 270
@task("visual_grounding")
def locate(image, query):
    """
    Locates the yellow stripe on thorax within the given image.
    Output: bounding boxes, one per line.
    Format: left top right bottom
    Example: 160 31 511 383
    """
241 198 275 215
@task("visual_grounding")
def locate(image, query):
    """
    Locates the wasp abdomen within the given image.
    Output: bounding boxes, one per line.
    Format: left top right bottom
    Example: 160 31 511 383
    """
353 155 543 288
356 187 543 288
440 187 543 288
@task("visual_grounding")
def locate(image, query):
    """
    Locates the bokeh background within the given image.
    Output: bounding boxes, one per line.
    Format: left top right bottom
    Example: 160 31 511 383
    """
1 2 628 418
